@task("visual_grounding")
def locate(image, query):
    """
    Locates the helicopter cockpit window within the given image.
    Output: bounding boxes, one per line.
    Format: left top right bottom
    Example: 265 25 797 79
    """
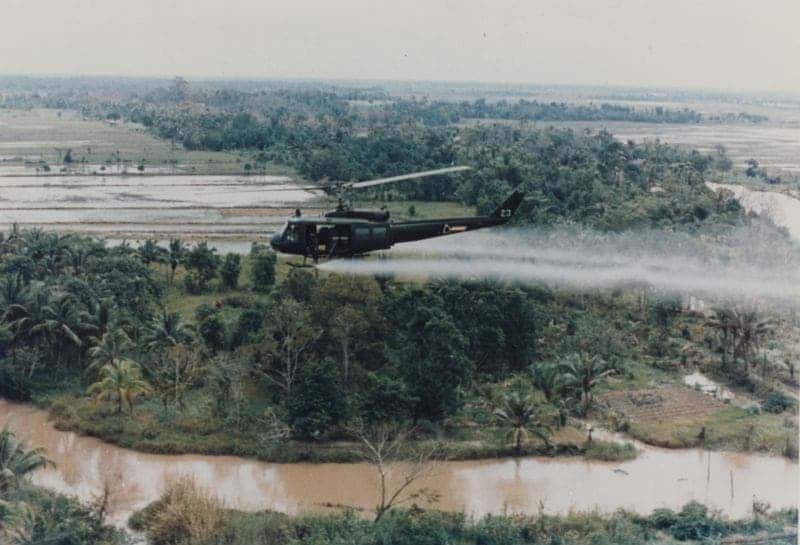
283 223 301 243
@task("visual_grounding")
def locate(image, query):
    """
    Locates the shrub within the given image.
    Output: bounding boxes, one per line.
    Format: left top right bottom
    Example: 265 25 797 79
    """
220 253 242 290
249 243 276 292
583 440 638 462
287 358 347 440
648 508 678 530
183 242 220 292
182 271 204 295
762 391 794 414
199 314 226 353
668 502 727 541
131 477 227 545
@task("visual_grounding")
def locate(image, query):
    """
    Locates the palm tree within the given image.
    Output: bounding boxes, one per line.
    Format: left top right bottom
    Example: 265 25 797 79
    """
65 237 105 276
88 360 152 414
0 274 26 313
31 293 95 366
168 238 186 283
85 297 114 340
143 311 194 352
729 309 773 365
0 424 52 493
558 353 614 415
3 285 50 350
493 391 552 454
707 307 773 374
88 327 133 372
139 239 167 266
531 360 562 402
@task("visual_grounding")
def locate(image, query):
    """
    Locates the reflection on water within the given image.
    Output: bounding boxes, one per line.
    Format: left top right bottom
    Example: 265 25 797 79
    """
0 399 796 529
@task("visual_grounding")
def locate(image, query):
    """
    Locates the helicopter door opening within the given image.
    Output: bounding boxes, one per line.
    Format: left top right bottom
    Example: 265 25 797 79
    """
315 224 349 257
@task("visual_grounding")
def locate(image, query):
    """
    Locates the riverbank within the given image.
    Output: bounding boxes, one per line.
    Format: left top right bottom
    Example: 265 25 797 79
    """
2 397 796 528
131 479 799 545
37 391 627 463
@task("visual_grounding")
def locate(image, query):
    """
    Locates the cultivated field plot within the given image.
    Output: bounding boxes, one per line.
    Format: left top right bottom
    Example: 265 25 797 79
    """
599 386 725 423
0 108 281 175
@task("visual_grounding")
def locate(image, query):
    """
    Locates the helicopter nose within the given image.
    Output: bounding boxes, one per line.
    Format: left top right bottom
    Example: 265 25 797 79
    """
269 232 282 252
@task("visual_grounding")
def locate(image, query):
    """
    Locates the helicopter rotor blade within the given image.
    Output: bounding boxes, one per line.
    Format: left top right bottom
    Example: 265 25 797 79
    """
346 166 472 189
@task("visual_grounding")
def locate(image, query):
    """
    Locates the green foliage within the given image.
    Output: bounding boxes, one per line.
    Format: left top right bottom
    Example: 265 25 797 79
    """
660 502 727 541
3 484 125 544
283 268 317 302
183 242 221 292
129 498 794 545
359 372 415 425
493 390 553 453
582 440 637 462
762 391 795 414
249 243 277 292
198 313 226 354
0 424 52 492
220 253 242 290
287 358 348 439
387 289 473 421
87 359 152 414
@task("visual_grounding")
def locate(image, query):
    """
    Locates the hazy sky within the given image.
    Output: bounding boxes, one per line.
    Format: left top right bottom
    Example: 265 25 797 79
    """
1 0 798 92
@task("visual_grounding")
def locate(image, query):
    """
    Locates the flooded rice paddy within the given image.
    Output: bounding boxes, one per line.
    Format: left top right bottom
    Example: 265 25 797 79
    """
0 172 316 243
549 122 800 176
0 399 796 528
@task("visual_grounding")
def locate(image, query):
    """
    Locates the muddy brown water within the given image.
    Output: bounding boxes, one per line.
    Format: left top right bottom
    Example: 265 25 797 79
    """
0 399 796 529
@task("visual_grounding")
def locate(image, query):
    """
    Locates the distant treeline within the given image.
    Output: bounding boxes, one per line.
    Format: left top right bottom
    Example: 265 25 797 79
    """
368 97 705 125
0 79 743 231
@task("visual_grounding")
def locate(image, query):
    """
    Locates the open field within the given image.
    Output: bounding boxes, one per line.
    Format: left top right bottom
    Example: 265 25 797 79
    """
598 386 798 457
0 108 293 175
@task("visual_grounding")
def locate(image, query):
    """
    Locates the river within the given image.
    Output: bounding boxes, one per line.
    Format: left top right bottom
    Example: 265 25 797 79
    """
0 399 796 529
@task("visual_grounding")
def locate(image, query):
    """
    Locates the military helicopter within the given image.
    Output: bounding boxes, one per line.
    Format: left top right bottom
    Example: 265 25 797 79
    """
269 166 524 263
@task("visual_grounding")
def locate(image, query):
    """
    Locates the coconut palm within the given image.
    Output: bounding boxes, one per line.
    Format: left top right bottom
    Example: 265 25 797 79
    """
143 311 194 352
531 360 562 402
0 424 52 493
0 274 26 313
139 239 167 266
3 286 50 349
168 238 186 283
493 391 552 454
729 309 773 364
85 297 114 340
88 327 134 372
31 293 95 366
88 360 152 414
64 237 105 276
558 353 614 414
707 307 773 373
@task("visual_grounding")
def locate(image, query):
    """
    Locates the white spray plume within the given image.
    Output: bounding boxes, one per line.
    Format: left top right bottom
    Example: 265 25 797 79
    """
318 227 800 306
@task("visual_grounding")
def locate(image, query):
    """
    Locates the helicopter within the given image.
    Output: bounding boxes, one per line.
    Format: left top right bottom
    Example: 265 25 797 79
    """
269 166 524 263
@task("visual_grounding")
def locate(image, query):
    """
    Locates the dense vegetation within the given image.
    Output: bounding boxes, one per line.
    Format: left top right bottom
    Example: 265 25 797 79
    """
128 478 798 545
0 220 795 462
0 425 124 544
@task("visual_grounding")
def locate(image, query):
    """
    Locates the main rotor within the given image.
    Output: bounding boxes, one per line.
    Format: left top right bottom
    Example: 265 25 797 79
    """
276 166 473 212
328 166 472 210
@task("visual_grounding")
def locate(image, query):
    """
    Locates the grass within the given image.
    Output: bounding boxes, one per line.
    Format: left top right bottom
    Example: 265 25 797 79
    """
0 108 293 175
627 407 798 457
37 389 633 463
583 439 638 462
131 480 800 545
